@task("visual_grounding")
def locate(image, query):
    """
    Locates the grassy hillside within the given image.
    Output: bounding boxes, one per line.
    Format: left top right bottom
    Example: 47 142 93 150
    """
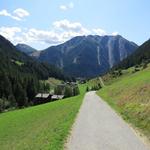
0 85 86 150
97 65 150 140
46 77 62 91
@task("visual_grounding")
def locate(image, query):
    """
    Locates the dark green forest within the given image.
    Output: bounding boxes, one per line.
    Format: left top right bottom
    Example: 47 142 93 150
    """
0 35 72 112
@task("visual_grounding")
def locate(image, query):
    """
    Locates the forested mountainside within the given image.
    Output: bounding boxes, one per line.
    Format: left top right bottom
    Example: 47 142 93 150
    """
0 35 71 111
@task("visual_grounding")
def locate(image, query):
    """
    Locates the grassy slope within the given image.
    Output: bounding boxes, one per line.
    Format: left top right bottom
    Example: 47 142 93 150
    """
41 77 62 93
97 66 150 140
47 77 62 86
0 85 86 150
86 77 101 89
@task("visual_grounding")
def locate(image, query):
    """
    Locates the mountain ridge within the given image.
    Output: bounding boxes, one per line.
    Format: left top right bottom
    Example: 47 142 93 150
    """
30 35 138 77
114 39 150 69
16 43 37 54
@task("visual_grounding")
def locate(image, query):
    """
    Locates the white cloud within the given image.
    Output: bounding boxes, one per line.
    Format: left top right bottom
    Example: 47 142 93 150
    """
53 19 82 31
112 31 119 36
59 5 67 11
68 2 74 8
59 2 74 11
21 20 117 45
0 20 118 47
13 8 30 18
53 19 90 34
0 8 29 21
92 28 107 36
0 27 22 43
0 9 21 20
23 28 61 44
0 9 10 16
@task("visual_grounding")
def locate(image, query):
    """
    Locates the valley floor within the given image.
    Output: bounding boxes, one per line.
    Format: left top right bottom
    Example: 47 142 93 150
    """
66 91 149 150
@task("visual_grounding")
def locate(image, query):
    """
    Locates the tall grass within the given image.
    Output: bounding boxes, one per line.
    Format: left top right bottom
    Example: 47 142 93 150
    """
97 67 150 140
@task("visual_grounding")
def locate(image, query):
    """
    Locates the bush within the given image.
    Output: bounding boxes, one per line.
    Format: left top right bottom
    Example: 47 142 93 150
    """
0 98 11 112
86 86 89 92
0 98 4 112
73 86 80 96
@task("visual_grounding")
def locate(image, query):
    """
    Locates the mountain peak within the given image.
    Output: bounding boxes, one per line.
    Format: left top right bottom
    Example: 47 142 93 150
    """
35 35 138 77
16 43 37 54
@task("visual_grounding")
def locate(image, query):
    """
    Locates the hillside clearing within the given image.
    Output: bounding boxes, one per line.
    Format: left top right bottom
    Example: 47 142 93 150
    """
0 85 85 150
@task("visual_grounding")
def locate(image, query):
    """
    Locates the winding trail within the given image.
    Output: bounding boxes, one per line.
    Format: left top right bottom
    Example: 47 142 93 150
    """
66 91 149 150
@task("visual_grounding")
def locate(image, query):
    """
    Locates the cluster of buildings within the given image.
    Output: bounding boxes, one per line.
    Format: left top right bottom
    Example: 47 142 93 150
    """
34 82 78 105
34 93 64 105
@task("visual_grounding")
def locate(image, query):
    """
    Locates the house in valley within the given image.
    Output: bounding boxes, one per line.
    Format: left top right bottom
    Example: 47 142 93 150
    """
51 95 64 101
34 93 52 105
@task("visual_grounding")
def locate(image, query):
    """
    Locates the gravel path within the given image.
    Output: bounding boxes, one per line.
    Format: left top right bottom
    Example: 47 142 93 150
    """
66 91 150 150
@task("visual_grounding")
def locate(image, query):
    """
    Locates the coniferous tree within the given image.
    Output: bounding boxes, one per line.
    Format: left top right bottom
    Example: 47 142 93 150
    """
73 86 80 96
64 85 73 97
14 82 27 107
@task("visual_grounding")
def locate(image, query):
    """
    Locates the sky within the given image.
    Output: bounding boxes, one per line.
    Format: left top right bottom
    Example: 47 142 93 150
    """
0 0 150 50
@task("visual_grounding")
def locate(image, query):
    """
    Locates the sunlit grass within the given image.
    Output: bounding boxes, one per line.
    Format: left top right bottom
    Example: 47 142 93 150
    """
97 66 150 140
0 84 86 150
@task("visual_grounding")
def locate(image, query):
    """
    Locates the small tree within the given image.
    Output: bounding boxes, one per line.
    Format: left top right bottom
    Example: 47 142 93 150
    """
86 86 89 92
73 86 80 96
0 98 4 112
118 69 122 76
64 86 73 98
98 83 102 89
14 82 28 107
8 94 16 107
54 85 63 95
142 62 148 69
45 83 50 92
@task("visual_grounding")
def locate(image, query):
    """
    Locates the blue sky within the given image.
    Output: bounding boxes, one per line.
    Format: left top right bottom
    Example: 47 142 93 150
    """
0 0 150 49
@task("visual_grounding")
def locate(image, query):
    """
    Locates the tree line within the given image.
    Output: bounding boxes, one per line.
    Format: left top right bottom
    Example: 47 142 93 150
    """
54 84 80 98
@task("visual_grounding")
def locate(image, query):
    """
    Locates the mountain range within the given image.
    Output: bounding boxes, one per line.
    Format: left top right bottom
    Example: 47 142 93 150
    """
18 35 138 77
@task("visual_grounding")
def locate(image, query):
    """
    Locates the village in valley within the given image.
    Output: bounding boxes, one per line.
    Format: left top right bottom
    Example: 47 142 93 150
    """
34 79 82 105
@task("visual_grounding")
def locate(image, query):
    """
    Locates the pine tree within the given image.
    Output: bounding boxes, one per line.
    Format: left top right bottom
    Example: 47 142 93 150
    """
14 82 28 107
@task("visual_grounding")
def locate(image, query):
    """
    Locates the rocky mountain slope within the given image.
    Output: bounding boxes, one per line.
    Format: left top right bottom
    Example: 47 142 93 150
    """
114 39 150 69
34 35 138 77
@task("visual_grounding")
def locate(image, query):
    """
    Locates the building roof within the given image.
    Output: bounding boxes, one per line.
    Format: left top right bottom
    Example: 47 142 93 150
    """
51 95 64 99
35 93 50 98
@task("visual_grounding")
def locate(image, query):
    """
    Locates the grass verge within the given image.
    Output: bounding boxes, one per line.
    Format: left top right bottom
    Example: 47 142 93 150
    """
97 67 150 140
0 85 86 150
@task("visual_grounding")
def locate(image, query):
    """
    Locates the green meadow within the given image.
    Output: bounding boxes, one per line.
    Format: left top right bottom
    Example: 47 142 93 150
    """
0 85 86 150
